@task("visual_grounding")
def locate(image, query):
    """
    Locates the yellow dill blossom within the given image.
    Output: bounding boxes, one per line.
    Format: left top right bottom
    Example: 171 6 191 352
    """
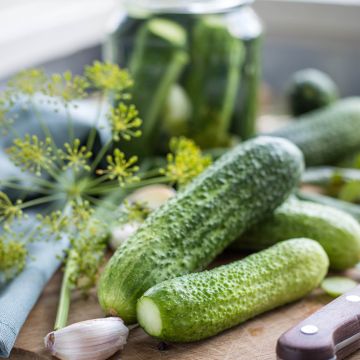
85 61 133 98
7 135 54 176
0 237 28 279
161 137 212 187
66 218 108 292
97 149 139 186
59 139 92 172
46 71 89 105
8 68 47 97
36 211 69 239
0 192 23 224
0 99 13 134
122 200 151 223
108 103 142 141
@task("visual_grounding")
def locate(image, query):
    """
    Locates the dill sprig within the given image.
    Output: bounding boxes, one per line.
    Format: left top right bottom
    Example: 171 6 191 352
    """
0 61 212 329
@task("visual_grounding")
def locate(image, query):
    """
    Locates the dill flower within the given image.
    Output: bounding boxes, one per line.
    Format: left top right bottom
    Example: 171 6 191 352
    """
0 99 14 134
85 61 133 98
0 236 28 279
161 137 212 187
36 211 69 240
7 135 54 176
66 218 108 292
108 103 142 141
46 71 89 105
7 68 47 97
0 192 23 224
59 139 92 172
97 149 139 186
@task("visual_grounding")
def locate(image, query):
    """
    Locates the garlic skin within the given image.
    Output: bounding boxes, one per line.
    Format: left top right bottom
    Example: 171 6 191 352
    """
44 317 129 360
126 184 176 210
110 221 141 250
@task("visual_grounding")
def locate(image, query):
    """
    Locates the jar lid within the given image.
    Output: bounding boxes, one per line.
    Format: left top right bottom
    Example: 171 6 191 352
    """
123 0 254 15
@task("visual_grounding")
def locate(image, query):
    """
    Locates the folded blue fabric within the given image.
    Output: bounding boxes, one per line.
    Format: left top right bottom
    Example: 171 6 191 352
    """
0 237 69 358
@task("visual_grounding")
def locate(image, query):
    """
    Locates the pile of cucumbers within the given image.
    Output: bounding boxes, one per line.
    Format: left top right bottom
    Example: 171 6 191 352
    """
97 72 360 343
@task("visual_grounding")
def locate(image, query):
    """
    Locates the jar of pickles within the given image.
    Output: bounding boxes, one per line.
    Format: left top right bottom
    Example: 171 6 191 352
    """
105 0 262 157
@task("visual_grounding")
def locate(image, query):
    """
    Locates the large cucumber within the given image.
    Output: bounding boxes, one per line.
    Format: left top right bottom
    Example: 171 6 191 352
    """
98 137 304 323
270 98 360 166
137 238 329 342
232 198 360 270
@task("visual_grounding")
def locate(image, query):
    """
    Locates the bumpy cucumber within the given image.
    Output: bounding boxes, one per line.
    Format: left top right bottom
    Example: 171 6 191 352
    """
186 16 244 148
126 18 188 157
98 137 304 323
287 68 339 117
297 191 360 222
232 198 360 270
270 98 360 166
137 238 329 342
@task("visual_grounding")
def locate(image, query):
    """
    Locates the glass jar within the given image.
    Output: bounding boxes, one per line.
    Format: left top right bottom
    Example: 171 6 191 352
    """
105 0 262 157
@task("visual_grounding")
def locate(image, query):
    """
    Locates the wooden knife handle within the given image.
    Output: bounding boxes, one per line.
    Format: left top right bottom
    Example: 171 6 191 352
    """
277 285 360 360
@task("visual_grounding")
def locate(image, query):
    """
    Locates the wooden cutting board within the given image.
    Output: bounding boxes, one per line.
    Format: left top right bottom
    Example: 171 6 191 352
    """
9 253 360 360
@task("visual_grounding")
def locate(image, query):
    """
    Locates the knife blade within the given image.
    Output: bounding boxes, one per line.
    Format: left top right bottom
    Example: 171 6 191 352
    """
277 284 360 360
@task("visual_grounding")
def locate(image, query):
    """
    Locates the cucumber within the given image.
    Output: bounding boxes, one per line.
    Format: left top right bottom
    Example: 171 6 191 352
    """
125 18 189 157
302 167 360 186
232 198 360 270
186 16 244 148
269 98 360 166
137 238 329 342
297 191 360 222
98 137 304 323
287 68 339 117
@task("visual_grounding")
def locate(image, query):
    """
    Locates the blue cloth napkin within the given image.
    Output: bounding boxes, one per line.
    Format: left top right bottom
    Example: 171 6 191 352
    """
0 237 69 358
0 100 103 357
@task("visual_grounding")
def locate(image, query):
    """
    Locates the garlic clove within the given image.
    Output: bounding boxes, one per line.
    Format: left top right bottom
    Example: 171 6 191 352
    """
110 221 141 250
44 317 129 360
126 184 176 211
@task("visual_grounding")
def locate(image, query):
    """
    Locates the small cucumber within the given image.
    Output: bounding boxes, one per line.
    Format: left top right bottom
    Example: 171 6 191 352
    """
270 98 360 166
137 238 329 342
287 68 339 117
98 137 304 323
298 191 360 223
232 198 360 270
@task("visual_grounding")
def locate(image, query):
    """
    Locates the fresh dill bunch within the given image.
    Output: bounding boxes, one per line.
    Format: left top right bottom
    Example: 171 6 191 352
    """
7 135 55 176
0 235 28 281
85 61 133 99
7 68 47 99
108 103 142 141
59 139 92 172
161 137 212 187
0 192 23 225
97 149 140 186
45 71 89 106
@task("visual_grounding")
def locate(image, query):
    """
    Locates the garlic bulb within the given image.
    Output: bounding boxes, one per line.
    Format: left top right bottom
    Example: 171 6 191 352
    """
44 317 128 360
110 221 141 250
126 184 176 210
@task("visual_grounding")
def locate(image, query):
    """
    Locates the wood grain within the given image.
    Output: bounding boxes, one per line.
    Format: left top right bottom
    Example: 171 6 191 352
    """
9 255 360 360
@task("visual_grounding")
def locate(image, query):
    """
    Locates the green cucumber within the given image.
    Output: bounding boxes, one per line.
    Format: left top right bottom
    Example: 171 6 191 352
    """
321 276 357 298
232 198 360 270
269 98 360 166
137 238 329 342
186 16 244 148
297 191 360 222
287 68 339 117
126 18 188 157
302 167 360 186
98 137 304 323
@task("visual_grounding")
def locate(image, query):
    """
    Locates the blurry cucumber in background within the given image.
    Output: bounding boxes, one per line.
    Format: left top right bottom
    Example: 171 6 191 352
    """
287 68 339 117
105 5 262 158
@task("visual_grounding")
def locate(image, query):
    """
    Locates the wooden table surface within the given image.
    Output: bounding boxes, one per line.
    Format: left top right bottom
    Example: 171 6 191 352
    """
8 252 360 360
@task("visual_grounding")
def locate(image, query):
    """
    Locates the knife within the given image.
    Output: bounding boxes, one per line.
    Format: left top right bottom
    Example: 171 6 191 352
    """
277 285 360 360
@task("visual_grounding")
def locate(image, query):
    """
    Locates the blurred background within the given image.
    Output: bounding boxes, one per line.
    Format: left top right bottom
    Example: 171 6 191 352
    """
0 0 359 113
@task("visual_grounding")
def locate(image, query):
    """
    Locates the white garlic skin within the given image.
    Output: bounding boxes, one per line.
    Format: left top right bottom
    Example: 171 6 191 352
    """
126 184 176 211
44 317 129 360
110 221 141 251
